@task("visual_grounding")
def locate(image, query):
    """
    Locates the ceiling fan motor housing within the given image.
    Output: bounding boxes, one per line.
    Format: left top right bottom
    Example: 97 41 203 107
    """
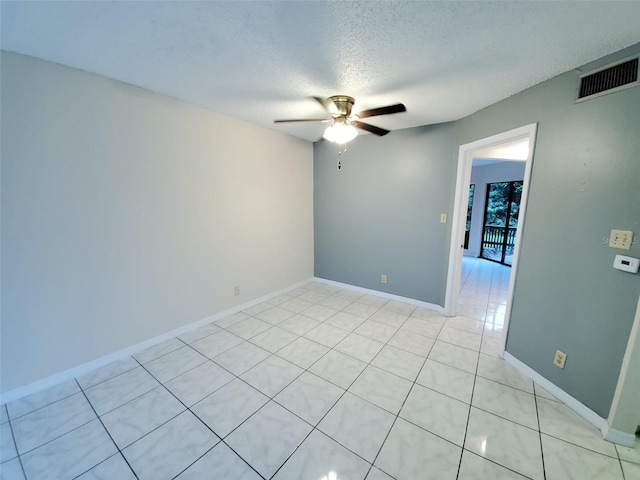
329 95 355 118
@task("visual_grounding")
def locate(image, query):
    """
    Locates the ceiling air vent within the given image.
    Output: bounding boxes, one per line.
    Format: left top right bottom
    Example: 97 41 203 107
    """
577 57 638 102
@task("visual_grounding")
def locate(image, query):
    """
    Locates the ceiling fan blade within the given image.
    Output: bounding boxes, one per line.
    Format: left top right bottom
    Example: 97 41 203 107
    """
312 96 339 115
352 121 390 136
357 103 406 118
274 118 331 123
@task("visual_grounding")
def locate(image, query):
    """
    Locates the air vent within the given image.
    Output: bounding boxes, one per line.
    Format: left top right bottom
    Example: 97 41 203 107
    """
577 57 638 102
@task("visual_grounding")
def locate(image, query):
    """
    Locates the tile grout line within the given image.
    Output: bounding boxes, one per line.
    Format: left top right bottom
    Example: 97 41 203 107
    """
73 339 187 400
264 296 396 474
454 331 482 479
486 260 625 474
7 399 98 459
214 292 360 479
132 289 376 480
534 429 627 461
365 313 443 479
165 314 339 466
4 386 80 423
131 354 268 480
78 362 140 392
617 445 628 480
194 287 457 478
268 296 401 479
533 389 548 480
456 257 493 479
5 406 28 480
82 374 166 419
457 259 545 479
275 297 436 471
74 378 140 480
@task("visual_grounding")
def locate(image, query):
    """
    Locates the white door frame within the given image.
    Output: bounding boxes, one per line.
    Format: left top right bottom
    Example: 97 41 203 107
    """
444 123 538 354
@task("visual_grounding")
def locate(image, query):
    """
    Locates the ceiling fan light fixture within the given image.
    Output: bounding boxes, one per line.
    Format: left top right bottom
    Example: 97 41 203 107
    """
323 122 358 144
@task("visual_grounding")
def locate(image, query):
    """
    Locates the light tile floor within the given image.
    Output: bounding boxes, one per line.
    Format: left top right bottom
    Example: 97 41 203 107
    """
1 257 638 479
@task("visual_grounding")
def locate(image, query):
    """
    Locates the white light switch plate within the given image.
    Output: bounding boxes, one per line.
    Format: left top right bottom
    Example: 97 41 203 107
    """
609 230 633 250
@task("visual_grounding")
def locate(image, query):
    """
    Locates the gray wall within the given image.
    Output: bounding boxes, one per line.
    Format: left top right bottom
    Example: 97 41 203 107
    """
314 124 457 305
454 49 640 417
466 161 526 257
1 52 314 393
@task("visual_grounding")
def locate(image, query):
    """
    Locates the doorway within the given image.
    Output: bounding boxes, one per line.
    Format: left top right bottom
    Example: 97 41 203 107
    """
444 124 537 354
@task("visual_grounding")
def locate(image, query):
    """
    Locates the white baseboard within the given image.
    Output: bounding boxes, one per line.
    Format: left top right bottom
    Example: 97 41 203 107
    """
313 277 445 314
503 352 606 430
0 277 314 405
601 422 636 447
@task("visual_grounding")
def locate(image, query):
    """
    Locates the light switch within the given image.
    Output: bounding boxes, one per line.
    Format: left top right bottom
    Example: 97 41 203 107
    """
609 230 633 250
440 214 447 223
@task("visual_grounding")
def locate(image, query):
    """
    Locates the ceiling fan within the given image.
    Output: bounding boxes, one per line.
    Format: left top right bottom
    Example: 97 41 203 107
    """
274 96 406 144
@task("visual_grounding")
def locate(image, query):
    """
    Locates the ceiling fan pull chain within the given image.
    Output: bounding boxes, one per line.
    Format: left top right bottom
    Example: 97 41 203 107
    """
337 142 348 171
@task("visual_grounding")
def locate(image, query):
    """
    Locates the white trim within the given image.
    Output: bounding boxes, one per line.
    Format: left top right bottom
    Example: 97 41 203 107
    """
606 294 640 439
313 277 445 314
0 278 314 405
444 123 538 358
503 352 606 430
444 144 473 317
601 423 636 447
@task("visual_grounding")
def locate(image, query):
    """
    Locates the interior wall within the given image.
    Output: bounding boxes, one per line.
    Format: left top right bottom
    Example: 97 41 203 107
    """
456 44 640 417
466 161 526 257
0 52 314 394
314 123 457 305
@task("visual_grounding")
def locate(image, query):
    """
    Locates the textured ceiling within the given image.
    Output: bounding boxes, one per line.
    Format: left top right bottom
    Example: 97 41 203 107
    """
2 1 640 142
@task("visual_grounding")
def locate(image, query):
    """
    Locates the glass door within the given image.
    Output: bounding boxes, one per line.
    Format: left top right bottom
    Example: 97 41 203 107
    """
481 181 523 265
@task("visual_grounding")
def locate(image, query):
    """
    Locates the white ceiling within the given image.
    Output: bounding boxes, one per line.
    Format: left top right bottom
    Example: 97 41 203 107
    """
2 1 640 142
473 138 530 163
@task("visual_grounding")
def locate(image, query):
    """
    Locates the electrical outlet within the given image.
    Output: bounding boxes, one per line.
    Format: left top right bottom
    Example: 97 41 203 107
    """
554 350 567 369
381 274 387 284
234 286 240 296
609 230 633 250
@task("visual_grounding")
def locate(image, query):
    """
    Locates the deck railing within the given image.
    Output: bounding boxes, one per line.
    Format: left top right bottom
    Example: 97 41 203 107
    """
482 225 517 252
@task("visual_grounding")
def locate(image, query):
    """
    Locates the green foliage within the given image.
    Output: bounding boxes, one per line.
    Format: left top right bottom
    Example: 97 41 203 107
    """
485 181 522 227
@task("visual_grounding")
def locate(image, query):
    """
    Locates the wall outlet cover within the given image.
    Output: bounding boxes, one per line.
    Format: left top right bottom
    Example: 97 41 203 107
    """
554 350 567 369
